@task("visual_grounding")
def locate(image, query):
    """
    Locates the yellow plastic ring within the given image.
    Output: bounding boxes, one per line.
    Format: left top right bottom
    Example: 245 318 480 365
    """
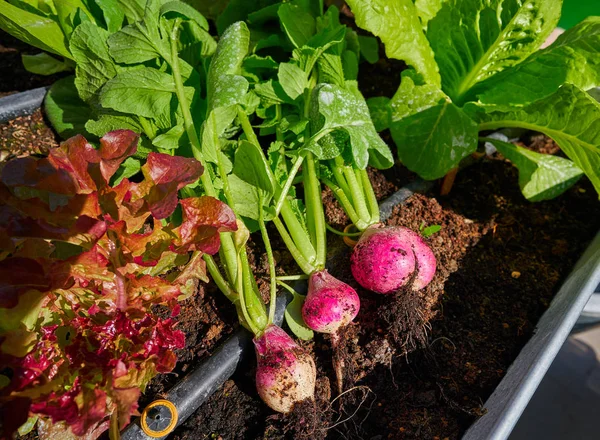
140 399 178 438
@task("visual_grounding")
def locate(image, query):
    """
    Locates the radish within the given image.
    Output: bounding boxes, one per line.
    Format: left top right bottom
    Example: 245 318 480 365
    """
302 270 360 334
253 324 317 413
302 269 359 393
351 225 436 294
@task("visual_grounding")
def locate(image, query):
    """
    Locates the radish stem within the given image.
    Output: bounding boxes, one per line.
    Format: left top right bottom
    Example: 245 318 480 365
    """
259 198 278 325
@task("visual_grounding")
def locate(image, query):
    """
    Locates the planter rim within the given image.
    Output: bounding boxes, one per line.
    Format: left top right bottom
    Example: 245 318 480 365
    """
463 231 600 440
0 87 48 124
2 87 599 440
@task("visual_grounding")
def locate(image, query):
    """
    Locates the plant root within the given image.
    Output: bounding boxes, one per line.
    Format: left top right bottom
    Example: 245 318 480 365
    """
378 287 429 356
329 325 355 399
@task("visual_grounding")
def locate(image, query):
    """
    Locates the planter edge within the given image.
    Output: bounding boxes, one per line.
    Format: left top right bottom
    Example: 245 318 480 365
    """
463 231 600 440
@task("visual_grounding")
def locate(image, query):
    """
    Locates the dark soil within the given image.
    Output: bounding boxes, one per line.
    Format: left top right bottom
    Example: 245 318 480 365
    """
159 142 599 440
0 31 68 97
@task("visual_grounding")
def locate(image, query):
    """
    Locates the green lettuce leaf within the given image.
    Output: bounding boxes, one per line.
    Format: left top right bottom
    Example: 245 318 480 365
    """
475 17 600 105
414 0 446 29
390 70 448 121
483 136 583 201
390 100 478 179
427 0 562 103
466 84 600 196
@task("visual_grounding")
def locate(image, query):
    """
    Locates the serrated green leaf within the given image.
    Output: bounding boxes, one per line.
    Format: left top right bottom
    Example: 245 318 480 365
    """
107 1 168 64
483 137 583 201
427 0 561 103
254 80 293 106
308 82 393 169
466 84 600 197
69 21 117 102
44 76 93 139
99 67 176 118
390 101 478 179
21 52 70 75
284 291 314 341
178 19 217 65
475 17 600 105
317 52 345 86
116 0 145 22
54 0 93 38
346 0 440 87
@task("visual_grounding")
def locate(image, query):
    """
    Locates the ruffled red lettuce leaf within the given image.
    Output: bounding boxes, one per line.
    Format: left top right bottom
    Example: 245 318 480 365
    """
125 274 182 309
0 187 102 229
175 196 237 254
0 130 239 438
112 386 140 430
50 245 111 289
174 251 208 285
97 130 139 184
47 135 101 194
109 220 175 267
140 153 203 219
99 179 150 233
1 155 80 195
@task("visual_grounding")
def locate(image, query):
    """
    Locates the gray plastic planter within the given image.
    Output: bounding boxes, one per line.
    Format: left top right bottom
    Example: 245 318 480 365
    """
2 89 600 440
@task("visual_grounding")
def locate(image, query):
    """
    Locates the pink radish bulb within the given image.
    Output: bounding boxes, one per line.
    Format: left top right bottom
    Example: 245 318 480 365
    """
302 270 360 334
253 324 316 413
302 270 360 394
351 225 436 294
